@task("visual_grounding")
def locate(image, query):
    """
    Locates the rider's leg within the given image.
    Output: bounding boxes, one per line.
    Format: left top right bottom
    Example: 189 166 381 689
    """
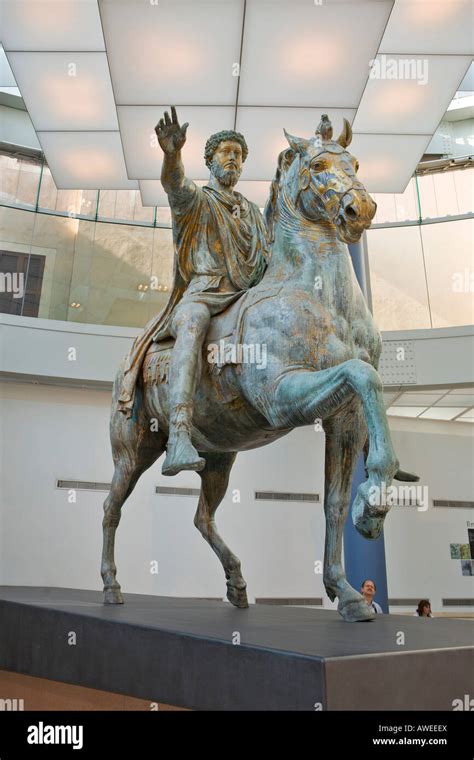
162 301 211 476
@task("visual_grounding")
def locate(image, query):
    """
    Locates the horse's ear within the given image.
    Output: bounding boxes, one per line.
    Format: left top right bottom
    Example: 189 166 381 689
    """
283 129 309 154
278 147 296 174
336 118 352 148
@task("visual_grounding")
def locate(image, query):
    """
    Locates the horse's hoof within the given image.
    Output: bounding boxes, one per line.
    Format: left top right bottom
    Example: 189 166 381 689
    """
354 511 384 540
104 587 124 604
226 584 249 608
338 599 375 622
352 493 385 539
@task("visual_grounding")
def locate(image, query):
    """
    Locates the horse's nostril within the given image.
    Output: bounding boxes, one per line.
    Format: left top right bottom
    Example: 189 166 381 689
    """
345 205 357 219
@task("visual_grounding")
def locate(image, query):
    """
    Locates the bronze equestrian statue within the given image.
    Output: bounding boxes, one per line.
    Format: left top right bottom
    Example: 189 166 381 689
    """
102 108 414 622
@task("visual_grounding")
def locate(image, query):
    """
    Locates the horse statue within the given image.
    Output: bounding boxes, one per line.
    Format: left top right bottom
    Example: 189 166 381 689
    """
101 116 413 622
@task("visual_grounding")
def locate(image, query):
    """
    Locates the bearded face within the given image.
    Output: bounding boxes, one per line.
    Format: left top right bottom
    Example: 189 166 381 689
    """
210 140 243 188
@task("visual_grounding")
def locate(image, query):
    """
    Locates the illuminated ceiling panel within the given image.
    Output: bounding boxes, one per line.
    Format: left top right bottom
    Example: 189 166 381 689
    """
6 52 118 130
386 388 474 423
350 134 432 193
2 0 470 192
37 132 138 190
419 407 468 421
353 55 472 134
1 0 105 51
379 0 474 55
98 0 242 105
238 0 393 107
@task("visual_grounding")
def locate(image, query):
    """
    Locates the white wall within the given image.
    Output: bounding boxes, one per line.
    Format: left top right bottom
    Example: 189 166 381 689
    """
0 381 472 612
1 313 472 611
386 417 474 612
381 326 474 387
2 315 473 388
0 381 328 604
0 314 138 384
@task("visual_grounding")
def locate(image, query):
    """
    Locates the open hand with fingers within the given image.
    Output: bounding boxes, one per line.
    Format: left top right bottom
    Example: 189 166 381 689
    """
155 106 189 155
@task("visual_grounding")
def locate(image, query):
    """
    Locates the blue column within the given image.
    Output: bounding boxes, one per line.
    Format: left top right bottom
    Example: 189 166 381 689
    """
343 237 389 613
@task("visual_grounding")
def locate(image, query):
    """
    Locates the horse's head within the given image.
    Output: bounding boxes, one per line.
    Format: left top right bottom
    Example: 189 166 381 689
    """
267 115 376 244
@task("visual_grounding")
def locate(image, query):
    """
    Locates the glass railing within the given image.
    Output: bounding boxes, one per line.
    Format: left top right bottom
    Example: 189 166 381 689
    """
0 152 172 226
0 205 173 327
1 150 472 331
371 168 473 225
367 218 474 330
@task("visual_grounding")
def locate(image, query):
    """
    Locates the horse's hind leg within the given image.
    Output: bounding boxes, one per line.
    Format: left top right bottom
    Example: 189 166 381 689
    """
102 397 166 604
194 451 248 608
323 409 374 622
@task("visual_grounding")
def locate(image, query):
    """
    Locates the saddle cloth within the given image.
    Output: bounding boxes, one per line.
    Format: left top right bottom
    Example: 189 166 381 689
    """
142 282 282 387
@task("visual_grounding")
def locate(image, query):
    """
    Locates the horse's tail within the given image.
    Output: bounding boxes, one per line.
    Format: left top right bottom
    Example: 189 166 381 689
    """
393 468 420 482
111 360 126 406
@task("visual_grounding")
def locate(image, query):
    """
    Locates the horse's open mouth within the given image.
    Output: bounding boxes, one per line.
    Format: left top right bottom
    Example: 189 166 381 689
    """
336 214 365 244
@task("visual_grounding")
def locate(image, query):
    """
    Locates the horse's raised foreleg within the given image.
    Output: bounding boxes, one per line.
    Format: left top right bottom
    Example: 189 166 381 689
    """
344 361 399 539
102 387 166 604
274 359 399 540
194 451 248 608
323 410 375 622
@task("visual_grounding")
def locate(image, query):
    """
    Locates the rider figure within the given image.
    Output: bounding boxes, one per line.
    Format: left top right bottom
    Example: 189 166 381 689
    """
118 107 268 476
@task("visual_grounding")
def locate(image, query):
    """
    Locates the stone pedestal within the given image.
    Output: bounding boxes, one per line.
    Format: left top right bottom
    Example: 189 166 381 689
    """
1 587 472 711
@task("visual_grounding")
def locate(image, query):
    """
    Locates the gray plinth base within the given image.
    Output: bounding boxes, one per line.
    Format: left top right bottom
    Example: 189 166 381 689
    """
0 587 472 711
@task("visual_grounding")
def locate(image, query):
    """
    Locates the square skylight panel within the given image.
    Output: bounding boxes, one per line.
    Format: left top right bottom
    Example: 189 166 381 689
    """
380 0 474 55
6 52 118 131
353 55 472 134
2 0 105 51
99 0 242 105
238 0 393 107
37 132 138 190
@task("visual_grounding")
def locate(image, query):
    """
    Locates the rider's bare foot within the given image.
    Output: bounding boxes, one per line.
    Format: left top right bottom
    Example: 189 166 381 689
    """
162 433 205 476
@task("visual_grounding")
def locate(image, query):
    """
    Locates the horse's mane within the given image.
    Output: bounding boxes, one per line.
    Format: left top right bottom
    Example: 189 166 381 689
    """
263 168 281 244
264 148 294 243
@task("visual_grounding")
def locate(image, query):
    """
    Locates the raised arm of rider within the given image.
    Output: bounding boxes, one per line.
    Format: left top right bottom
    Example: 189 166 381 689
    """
156 107 195 205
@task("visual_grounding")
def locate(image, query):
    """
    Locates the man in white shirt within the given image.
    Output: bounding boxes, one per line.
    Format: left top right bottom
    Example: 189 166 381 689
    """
361 579 383 614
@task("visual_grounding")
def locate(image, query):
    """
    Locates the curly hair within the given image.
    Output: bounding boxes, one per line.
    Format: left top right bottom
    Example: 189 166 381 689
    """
204 130 248 169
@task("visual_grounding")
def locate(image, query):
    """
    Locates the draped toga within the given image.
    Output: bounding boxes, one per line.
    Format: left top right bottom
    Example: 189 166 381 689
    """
118 183 268 417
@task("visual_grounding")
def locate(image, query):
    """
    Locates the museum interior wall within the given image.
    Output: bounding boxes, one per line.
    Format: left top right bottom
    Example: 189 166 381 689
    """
0 380 327 603
0 320 472 614
0 379 472 615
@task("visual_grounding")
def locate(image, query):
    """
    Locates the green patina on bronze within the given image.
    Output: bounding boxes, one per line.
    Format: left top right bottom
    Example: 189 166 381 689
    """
102 108 417 622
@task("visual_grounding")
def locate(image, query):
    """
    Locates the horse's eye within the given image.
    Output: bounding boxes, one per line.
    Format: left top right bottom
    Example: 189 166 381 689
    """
311 161 324 172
